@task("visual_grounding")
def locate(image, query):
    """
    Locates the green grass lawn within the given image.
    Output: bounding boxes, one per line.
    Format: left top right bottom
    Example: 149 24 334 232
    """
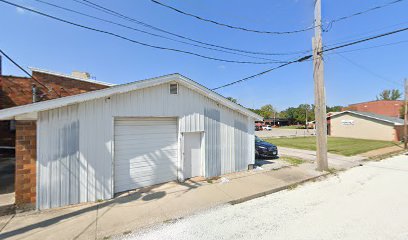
264 137 396 156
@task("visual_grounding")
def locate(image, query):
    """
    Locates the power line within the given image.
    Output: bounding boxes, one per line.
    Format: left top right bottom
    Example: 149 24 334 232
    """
332 52 402 87
150 0 316 35
212 26 408 90
74 0 312 56
327 39 408 55
0 48 59 96
0 0 286 65
324 0 406 32
325 20 408 48
150 0 405 35
211 55 312 90
31 0 283 62
321 27 408 54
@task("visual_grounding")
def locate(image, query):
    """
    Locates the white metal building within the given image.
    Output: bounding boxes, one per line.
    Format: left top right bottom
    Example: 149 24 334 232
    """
0 74 262 209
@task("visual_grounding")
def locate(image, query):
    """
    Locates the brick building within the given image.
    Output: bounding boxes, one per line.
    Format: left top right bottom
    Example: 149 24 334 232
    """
0 67 113 209
343 100 404 118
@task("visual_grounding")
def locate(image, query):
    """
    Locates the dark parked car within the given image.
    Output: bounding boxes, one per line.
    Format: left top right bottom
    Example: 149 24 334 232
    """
255 136 278 158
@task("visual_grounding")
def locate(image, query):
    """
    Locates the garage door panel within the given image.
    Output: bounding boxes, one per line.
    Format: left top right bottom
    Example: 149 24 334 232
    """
116 118 176 125
115 175 177 192
114 148 178 160
115 168 178 182
115 175 176 188
114 117 178 193
115 128 177 136
114 135 176 142
115 156 178 169
114 141 178 150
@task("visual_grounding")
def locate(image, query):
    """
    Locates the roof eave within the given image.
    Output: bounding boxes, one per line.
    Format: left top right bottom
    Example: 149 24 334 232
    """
0 73 262 121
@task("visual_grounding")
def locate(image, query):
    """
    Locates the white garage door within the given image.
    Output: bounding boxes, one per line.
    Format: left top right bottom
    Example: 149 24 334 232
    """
114 117 178 193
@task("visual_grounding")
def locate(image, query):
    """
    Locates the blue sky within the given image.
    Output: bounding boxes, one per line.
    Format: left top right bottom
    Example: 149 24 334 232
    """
1 0 408 111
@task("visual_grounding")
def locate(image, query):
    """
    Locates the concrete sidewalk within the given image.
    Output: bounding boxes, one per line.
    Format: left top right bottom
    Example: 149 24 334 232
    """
0 162 328 240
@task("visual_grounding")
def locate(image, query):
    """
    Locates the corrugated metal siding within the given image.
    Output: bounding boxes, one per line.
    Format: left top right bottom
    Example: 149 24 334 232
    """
37 83 255 209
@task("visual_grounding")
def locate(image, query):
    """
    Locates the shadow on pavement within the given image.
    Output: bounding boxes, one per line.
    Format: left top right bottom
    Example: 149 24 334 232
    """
0 180 200 239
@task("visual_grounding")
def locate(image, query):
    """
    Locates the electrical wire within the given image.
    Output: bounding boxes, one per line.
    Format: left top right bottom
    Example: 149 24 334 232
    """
150 0 316 35
321 27 408 54
324 20 408 48
332 52 402 87
326 39 408 55
150 0 405 34
324 0 406 32
212 26 408 90
0 48 60 96
31 0 283 62
0 0 287 65
74 0 312 56
211 55 313 90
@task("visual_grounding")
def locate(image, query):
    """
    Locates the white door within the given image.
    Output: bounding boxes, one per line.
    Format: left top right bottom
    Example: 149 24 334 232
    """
183 132 202 179
114 117 178 193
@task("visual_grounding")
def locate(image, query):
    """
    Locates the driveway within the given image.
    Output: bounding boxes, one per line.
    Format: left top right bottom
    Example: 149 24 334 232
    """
278 147 366 169
124 154 408 240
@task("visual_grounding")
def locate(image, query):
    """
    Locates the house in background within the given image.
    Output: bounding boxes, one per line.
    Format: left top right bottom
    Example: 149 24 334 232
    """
328 111 404 142
0 66 113 212
0 73 261 210
343 100 403 118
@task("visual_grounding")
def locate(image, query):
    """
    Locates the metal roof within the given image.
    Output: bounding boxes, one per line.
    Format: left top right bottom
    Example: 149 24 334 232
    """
0 73 262 121
330 110 404 125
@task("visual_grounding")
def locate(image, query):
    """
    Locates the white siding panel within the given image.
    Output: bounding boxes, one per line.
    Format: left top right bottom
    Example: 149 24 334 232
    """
37 82 254 209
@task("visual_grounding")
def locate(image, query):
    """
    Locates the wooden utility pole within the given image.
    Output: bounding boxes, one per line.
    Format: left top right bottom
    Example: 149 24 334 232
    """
312 0 328 171
404 78 407 149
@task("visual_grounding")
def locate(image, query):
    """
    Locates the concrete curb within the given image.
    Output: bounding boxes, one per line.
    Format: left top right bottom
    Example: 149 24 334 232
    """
228 173 329 205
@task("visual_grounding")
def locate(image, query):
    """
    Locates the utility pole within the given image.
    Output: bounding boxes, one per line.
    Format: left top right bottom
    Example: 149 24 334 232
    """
312 0 328 171
404 78 407 149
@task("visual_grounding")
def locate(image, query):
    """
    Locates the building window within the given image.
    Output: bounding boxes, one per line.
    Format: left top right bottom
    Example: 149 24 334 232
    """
170 83 178 94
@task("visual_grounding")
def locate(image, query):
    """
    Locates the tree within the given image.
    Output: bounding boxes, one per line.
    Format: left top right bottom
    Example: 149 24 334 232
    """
400 105 406 119
259 104 276 119
248 108 263 116
326 105 343 113
226 97 237 103
377 89 402 100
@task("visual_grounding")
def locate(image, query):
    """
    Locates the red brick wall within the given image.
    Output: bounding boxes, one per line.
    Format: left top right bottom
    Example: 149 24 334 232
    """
15 121 36 208
0 72 108 110
343 100 404 118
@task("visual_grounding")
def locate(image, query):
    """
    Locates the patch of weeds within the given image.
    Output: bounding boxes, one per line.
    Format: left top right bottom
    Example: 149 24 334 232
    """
163 217 183 224
327 168 339 175
287 183 299 190
103 236 111 240
281 156 306 166
123 231 132 235
368 150 406 161
206 176 220 184
96 199 104 203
